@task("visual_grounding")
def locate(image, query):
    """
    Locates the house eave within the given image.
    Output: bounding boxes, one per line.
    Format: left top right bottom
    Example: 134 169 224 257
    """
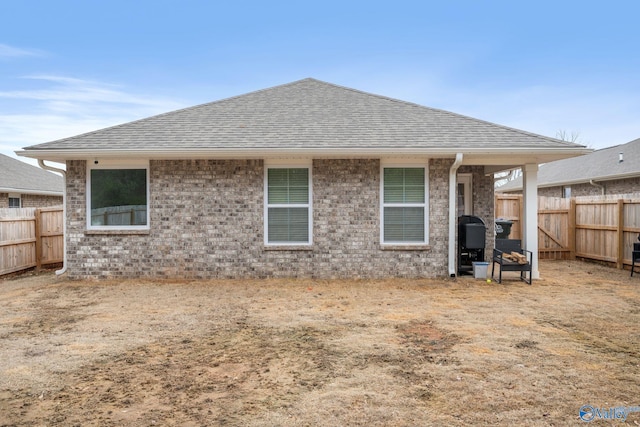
17 146 590 165
548 173 640 188
497 171 640 192
0 187 63 196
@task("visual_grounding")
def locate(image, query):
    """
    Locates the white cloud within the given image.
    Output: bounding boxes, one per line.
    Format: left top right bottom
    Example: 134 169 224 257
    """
0 75 188 158
0 43 45 58
0 74 185 112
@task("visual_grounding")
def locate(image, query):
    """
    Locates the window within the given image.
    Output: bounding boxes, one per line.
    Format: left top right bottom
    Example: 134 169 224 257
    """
265 165 311 245
8 194 21 208
381 165 428 244
87 162 149 229
562 186 571 198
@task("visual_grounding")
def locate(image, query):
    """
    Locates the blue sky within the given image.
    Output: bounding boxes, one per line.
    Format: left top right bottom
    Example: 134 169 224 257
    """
1 0 639 164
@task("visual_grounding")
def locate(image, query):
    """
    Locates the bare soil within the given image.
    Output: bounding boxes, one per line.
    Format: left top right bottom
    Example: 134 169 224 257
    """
1 261 639 426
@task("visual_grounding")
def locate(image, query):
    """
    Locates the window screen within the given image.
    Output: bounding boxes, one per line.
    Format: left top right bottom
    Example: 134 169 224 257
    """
382 167 426 243
266 168 310 244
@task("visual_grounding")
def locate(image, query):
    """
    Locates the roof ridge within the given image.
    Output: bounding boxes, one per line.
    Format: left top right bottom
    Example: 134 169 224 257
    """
591 137 640 153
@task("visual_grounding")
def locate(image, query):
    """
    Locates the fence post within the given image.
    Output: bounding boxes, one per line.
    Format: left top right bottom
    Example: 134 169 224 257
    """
519 194 524 240
35 208 42 270
617 198 624 269
569 198 576 260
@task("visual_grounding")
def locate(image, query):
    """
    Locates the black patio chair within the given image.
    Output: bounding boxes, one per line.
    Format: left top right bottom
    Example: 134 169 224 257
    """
491 239 533 284
632 242 640 277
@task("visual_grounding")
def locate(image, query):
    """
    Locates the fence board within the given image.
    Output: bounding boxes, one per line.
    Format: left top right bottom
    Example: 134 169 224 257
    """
494 194 522 240
537 196 571 260
496 194 640 270
0 206 63 276
39 208 64 266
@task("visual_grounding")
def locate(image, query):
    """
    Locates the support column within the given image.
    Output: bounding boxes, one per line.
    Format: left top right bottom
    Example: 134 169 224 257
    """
522 163 540 279
448 153 463 277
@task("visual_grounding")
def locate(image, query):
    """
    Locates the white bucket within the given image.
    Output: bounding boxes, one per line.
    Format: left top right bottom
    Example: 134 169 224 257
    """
472 262 489 279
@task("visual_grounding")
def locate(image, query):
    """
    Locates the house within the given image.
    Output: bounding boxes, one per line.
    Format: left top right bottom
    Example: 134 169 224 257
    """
17 78 589 280
497 138 640 197
0 154 63 208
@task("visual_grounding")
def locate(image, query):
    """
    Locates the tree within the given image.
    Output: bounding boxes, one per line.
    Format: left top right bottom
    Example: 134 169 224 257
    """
556 130 582 143
494 169 521 188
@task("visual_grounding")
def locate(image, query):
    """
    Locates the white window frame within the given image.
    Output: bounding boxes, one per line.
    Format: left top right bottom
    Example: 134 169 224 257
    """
380 160 429 245
8 193 21 208
86 159 150 231
264 160 313 246
457 173 473 216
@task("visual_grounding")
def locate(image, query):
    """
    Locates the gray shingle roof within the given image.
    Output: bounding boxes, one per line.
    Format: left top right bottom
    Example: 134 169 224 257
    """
497 138 640 191
0 154 63 194
23 78 583 153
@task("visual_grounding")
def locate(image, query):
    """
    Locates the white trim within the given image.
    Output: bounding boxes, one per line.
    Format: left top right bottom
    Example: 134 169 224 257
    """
523 163 540 280
89 158 151 167
16 146 592 164
264 158 313 167
448 154 463 276
457 173 472 216
86 160 150 231
0 188 63 196
264 162 313 246
380 161 429 246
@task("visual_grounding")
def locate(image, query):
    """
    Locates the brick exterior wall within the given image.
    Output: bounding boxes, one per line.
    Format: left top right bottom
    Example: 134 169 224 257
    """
459 165 495 255
64 159 494 279
0 193 8 208
21 194 63 208
538 177 640 198
0 192 62 208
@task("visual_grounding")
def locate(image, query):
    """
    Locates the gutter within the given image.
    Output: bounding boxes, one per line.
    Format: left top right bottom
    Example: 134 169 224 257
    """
16 146 593 162
37 160 67 276
448 153 464 277
589 179 605 195
0 188 63 197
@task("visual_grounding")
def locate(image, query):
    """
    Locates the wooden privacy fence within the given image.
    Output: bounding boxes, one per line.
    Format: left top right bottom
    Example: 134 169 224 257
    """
495 194 640 270
0 207 63 276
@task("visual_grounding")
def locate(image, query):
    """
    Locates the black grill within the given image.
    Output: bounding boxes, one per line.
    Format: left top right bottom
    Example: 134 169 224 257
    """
458 215 486 275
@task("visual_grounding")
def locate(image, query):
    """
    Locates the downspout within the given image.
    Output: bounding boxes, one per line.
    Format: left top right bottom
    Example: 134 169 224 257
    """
589 179 605 195
38 160 67 276
448 153 464 277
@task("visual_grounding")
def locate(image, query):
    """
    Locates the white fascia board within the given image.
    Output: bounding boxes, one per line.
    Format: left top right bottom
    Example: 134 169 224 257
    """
538 172 640 188
16 146 592 163
587 171 640 183
499 171 640 192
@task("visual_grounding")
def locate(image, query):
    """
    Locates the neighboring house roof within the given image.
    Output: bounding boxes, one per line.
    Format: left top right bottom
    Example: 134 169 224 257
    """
497 137 640 192
0 154 63 195
18 78 589 166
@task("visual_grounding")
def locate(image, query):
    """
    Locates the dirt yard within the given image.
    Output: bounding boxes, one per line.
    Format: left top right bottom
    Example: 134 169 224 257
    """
0 260 639 426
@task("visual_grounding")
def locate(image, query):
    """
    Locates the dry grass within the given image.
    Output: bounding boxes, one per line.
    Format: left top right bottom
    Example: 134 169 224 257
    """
1 260 639 426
